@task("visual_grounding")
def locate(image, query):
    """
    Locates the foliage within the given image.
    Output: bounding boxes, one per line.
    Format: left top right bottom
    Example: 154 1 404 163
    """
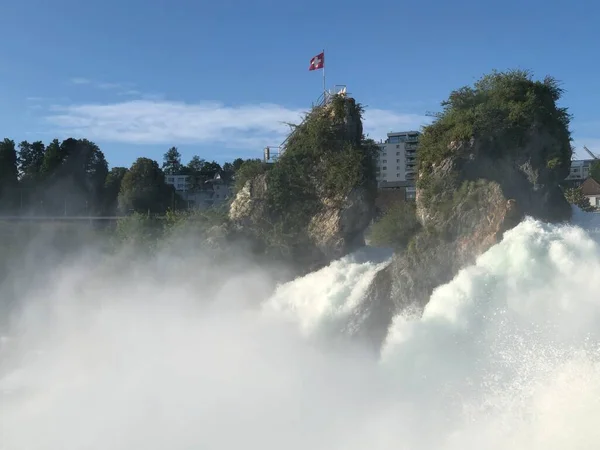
162 147 182 175
0 138 19 210
264 95 377 236
17 140 45 182
102 167 129 215
416 69 573 215
367 201 421 250
118 157 181 214
564 186 595 211
590 161 600 182
114 212 164 250
234 159 268 193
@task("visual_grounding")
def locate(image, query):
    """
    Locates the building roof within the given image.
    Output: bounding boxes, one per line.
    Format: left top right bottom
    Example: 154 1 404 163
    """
581 177 600 196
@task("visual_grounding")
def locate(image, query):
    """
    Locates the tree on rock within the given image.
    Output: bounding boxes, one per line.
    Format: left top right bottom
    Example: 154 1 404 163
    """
417 69 572 224
118 157 180 214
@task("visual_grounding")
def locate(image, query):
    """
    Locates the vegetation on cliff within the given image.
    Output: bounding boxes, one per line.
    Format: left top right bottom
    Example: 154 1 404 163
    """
265 95 377 233
355 69 576 343
417 69 572 213
367 201 421 250
230 94 379 266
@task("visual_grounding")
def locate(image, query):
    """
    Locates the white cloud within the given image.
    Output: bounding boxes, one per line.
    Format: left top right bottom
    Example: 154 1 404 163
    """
44 99 430 148
45 100 307 148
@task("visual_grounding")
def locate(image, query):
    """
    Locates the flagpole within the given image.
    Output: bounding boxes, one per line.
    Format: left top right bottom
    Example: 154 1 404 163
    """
322 48 326 101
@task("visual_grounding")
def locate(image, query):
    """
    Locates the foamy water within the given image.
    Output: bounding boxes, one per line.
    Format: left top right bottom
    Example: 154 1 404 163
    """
1 207 600 449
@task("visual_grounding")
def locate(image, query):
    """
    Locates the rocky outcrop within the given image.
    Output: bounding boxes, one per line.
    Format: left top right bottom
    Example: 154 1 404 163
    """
228 94 376 272
228 173 269 228
352 121 572 350
307 187 373 261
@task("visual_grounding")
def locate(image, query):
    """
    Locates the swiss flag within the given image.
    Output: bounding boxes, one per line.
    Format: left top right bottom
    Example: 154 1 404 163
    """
309 52 324 71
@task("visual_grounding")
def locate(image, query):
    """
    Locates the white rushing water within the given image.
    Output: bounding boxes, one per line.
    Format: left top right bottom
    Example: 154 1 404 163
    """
2 208 600 449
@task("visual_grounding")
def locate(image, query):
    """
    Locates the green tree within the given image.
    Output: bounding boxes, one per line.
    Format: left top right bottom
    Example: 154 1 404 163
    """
234 159 268 192
564 186 595 211
232 158 245 172
0 138 19 211
36 138 108 214
184 155 205 189
102 166 129 215
187 155 205 173
18 140 45 182
590 160 600 181
222 162 234 182
199 160 222 181
118 157 180 214
40 139 64 177
163 147 182 175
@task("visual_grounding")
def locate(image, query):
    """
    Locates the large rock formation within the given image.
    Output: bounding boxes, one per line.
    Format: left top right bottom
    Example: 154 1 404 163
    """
229 94 377 273
347 70 573 349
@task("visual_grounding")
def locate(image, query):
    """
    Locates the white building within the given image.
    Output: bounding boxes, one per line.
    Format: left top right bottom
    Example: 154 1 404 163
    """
165 174 191 192
164 173 234 209
565 159 594 184
375 131 419 185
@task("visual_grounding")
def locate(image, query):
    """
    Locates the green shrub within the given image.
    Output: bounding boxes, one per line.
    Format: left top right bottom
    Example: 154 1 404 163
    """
368 201 421 250
234 159 269 193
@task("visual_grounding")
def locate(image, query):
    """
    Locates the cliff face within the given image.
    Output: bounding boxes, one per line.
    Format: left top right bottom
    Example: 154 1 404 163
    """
348 71 573 348
228 94 377 272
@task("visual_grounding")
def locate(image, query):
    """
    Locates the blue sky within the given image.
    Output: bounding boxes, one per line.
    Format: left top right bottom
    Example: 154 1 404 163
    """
1 0 599 168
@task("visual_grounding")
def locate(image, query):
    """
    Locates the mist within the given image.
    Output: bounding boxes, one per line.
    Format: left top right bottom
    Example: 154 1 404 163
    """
2 212 600 449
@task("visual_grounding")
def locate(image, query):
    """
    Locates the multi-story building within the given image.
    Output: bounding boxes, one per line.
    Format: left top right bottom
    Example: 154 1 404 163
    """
565 159 595 185
375 130 420 200
375 130 419 183
164 174 192 192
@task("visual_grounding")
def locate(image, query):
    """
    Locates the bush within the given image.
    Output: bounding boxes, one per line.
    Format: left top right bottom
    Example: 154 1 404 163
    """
234 159 269 193
367 201 421 250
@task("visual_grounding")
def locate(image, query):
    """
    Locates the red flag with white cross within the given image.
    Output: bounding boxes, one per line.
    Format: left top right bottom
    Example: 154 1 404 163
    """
309 52 324 71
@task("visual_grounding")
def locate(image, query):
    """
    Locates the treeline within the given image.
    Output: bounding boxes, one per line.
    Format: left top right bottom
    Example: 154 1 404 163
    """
0 138 260 216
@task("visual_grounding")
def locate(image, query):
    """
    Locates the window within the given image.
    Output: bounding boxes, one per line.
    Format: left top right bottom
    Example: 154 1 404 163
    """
396 173 400 178
396 152 400 155
382 160 387 163
397 159 400 163
396 145 400 148
396 166 400 170
383 166 387 170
